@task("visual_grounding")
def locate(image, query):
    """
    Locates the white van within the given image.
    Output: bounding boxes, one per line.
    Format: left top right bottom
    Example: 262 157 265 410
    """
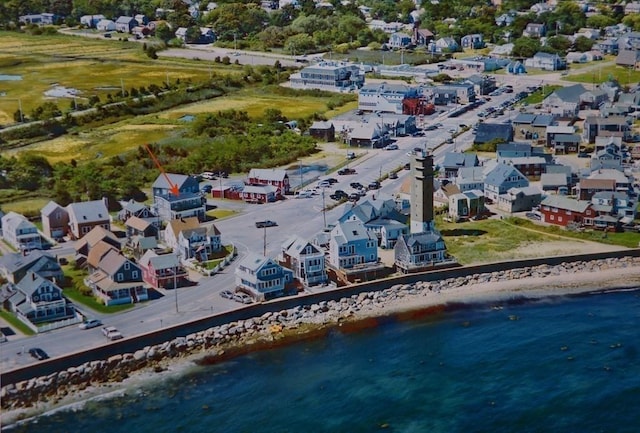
295 191 312 199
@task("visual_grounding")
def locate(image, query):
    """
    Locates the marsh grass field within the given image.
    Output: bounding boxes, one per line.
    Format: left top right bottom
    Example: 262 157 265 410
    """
0 31 238 123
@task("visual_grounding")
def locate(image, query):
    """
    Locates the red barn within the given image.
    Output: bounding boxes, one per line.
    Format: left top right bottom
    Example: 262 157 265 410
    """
248 168 290 197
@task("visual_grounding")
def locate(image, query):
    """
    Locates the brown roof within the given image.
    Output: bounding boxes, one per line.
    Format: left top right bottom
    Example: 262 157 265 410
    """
98 249 127 276
125 216 151 231
75 226 119 253
579 178 616 189
167 217 200 238
87 241 119 269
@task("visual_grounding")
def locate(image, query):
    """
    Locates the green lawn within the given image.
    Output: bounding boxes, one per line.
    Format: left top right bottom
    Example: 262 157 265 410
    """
438 216 637 265
0 308 36 336
62 264 134 314
567 62 640 86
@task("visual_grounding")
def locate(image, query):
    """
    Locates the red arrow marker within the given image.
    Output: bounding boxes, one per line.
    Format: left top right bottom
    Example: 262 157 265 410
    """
143 144 180 196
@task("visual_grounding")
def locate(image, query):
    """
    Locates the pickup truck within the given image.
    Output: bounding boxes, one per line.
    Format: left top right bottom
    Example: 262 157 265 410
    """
255 220 277 228
338 168 356 175
102 326 123 340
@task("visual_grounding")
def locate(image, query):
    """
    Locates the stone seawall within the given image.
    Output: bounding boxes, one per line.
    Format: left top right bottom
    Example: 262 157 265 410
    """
3 256 640 411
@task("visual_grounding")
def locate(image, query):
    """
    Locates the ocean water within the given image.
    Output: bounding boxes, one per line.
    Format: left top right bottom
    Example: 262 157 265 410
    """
5 290 640 433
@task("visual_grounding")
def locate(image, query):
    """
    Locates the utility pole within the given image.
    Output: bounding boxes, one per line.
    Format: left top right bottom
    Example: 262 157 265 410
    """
263 226 267 256
322 187 327 229
120 78 125 98
299 159 303 189
174 251 180 313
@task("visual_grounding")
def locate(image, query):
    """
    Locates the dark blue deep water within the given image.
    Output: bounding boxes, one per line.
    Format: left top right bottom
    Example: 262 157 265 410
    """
5 290 640 433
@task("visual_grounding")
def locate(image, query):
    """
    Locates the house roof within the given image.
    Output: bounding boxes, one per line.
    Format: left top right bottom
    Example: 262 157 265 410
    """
238 252 270 272
87 240 119 269
588 169 630 184
550 84 587 103
485 163 526 186
579 178 616 189
474 123 513 144
442 152 479 169
133 236 158 250
121 199 147 214
309 121 334 130
75 226 119 252
248 168 288 181
166 217 200 238
553 133 581 143
116 16 136 24
332 220 374 244
349 123 383 140
139 250 179 269
16 271 51 296
98 249 129 276
541 195 591 213
0 250 57 276
125 216 152 231
404 231 443 248
41 200 64 217
67 200 109 223
541 173 568 187
284 236 321 258
152 173 193 190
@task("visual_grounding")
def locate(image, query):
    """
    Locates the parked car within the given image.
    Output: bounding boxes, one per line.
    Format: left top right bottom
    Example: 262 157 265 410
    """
201 171 216 180
255 220 277 228
317 180 331 188
102 326 123 340
404 162 411 170
346 152 356 159
220 290 234 299
28 347 49 360
325 177 338 185
350 182 363 190
78 319 102 330
338 168 356 175
200 184 213 194
233 293 253 304
368 181 381 190
388 172 398 179
384 144 399 150
348 193 360 202
295 191 313 199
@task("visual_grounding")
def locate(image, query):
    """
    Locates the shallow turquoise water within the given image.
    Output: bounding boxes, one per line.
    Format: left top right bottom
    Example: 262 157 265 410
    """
5 290 640 432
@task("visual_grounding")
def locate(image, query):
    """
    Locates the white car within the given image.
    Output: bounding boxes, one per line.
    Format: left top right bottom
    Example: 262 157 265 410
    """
79 319 102 330
384 144 398 150
102 326 123 340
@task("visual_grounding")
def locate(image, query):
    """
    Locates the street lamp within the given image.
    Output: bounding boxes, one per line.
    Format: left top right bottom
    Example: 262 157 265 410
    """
174 251 181 313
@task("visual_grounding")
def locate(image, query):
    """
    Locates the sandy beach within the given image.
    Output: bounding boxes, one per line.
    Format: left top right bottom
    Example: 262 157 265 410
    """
3 258 640 428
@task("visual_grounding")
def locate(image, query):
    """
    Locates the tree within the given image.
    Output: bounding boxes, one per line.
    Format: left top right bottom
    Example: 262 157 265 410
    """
512 37 541 59
285 33 316 55
185 25 201 44
155 22 173 42
543 35 572 54
574 35 595 52
586 14 616 30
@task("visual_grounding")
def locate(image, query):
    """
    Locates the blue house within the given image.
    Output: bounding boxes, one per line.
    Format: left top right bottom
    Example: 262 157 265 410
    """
461 34 484 49
152 173 205 222
329 220 378 270
339 196 408 249
507 61 526 75
484 163 529 202
388 32 412 49
235 253 295 301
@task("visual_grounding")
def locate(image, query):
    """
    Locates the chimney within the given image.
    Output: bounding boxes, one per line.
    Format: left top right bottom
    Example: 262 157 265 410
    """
32 272 36 281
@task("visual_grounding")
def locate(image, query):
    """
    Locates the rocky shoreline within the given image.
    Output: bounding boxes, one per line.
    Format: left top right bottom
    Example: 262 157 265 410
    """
3 256 640 425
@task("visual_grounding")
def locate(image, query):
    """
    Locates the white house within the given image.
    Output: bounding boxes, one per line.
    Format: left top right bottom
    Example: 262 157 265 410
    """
235 253 294 301
1 212 42 252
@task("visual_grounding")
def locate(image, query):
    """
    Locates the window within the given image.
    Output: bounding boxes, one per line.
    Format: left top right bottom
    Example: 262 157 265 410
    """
132 271 138 279
124 262 130 271
117 273 123 281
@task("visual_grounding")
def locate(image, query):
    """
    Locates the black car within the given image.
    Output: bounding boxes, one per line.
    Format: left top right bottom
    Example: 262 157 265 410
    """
368 181 381 190
200 184 213 194
29 347 49 360
338 168 356 175
350 182 363 190
326 177 338 185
